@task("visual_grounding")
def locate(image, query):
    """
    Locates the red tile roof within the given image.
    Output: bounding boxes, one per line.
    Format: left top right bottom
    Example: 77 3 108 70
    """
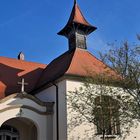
0 56 46 98
36 48 118 89
68 2 92 26
0 49 118 97
58 1 97 36
66 49 117 77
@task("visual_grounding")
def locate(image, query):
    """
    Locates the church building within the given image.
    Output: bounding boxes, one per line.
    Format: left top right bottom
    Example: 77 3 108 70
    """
0 1 140 140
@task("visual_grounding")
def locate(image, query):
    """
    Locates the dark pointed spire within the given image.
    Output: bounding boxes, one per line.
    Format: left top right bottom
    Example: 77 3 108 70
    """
58 1 97 50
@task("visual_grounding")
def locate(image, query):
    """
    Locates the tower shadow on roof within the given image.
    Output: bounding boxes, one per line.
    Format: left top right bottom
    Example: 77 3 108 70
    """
0 63 45 98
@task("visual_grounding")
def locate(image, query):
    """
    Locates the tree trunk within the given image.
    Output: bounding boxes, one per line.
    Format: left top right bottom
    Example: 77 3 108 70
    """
102 130 105 140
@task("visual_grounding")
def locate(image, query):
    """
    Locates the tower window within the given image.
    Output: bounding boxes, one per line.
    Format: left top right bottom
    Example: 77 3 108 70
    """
76 33 86 49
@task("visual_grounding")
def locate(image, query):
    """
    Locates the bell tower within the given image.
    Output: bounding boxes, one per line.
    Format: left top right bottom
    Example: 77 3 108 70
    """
58 0 97 50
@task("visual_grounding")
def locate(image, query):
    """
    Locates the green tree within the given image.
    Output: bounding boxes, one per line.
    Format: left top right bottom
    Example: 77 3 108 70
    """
68 76 136 140
100 38 140 119
68 37 140 140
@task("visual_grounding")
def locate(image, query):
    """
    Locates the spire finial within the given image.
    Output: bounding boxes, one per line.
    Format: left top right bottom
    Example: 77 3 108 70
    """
74 0 77 4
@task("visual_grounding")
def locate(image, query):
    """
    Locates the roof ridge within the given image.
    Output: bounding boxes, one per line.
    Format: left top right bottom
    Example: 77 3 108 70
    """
0 56 46 66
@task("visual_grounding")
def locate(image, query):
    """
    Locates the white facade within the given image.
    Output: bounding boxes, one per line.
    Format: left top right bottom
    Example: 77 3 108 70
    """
36 80 67 140
66 79 140 140
36 79 140 140
0 78 140 140
0 93 54 140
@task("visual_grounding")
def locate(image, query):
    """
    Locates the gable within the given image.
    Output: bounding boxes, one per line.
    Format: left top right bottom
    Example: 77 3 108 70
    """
0 57 46 98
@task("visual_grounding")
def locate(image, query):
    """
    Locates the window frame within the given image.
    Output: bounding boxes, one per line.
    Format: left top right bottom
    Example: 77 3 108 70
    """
94 95 120 136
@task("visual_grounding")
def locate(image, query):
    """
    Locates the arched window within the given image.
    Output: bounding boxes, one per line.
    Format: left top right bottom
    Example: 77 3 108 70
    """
0 125 19 140
94 95 120 135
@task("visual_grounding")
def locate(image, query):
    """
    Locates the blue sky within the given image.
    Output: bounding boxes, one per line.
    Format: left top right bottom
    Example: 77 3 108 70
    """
0 0 139 64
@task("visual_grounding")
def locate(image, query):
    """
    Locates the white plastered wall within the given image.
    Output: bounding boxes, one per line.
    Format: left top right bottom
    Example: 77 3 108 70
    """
36 78 140 140
0 94 51 140
36 80 67 140
66 79 140 140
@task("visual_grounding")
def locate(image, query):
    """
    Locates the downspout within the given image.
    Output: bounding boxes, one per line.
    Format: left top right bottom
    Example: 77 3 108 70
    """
52 83 59 140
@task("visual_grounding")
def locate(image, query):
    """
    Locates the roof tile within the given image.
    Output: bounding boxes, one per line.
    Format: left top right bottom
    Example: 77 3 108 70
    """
36 48 118 89
0 57 46 98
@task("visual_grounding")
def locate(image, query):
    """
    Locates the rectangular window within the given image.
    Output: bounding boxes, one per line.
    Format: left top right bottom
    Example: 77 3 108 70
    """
95 96 120 135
